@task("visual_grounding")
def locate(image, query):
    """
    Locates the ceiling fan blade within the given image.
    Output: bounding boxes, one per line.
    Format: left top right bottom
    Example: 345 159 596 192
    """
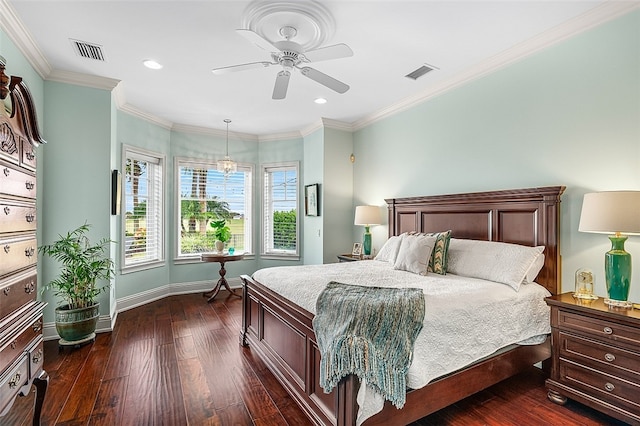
272 71 291 100
299 67 349 94
236 29 280 52
303 43 354 63
212 61 272 75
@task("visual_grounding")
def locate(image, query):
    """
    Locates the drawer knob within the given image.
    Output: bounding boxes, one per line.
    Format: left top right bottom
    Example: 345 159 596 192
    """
604 353 616 362
25 247 35 257
10 340 17 350
3 206 9 215
3 167 9 177
4 245 10 254
26 151 35 161
25 214 35 223
32 349 43 364
25 181 35 190
25 281 35 294
603 326 613 335
3 287 10 296
32 319 42 333
8 372 21 389
604 382 615 392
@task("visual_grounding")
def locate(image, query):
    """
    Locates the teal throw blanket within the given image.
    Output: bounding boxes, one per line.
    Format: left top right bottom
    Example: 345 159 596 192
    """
312 281 425 408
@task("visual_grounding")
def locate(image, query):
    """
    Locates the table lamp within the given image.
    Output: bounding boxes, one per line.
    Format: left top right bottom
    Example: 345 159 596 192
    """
578 191 640 307
354 205 380 257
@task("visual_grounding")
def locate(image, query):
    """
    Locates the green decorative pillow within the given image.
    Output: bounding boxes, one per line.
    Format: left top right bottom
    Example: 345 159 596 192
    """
408 230 451 274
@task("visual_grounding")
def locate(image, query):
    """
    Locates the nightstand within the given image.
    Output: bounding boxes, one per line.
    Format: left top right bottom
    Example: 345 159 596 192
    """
545 293 640 424
337 254 367 262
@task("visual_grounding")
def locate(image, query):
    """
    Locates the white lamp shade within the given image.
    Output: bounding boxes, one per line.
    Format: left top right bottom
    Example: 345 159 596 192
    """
578 191 640 235
354 205 380 226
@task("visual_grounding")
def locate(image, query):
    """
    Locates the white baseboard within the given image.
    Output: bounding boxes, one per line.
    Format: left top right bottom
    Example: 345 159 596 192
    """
43 278 243 341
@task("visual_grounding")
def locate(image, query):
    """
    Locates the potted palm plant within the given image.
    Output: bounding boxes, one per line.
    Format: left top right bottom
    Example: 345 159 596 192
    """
210 219 231 253
38 223 114 346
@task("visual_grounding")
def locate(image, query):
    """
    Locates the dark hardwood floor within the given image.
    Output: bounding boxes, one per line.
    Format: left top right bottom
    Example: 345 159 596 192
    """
3 291 626 425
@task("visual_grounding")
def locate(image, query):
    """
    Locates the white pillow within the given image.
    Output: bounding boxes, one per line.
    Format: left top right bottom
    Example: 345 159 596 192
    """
393 234 436 275
446 238 545 291
525 253 545 283
374 234 403 264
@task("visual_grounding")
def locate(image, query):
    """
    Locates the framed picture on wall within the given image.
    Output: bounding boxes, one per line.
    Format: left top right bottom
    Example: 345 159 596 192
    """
305 184 319 216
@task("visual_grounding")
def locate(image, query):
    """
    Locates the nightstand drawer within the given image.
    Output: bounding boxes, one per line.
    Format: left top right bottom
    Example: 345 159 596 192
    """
557 310 640 350
560 361 640 415
559 331 640 380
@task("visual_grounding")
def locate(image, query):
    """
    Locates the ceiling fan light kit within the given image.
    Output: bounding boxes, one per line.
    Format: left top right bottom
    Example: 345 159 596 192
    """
212 1 353 100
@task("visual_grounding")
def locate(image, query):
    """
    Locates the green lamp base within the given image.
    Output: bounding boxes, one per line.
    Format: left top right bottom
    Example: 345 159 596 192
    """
604 235 632 308
363 226 372 257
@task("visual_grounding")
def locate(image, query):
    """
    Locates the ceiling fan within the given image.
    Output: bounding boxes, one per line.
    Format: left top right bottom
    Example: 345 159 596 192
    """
212 26 353 100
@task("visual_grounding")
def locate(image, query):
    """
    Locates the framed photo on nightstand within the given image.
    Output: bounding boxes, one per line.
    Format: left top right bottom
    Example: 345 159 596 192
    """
352 242 362 257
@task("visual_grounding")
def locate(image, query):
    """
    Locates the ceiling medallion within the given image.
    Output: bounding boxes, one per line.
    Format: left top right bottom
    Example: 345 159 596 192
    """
240 1 335 51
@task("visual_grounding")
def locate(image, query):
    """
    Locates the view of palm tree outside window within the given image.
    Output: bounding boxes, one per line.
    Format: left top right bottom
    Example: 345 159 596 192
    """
177 162 252 256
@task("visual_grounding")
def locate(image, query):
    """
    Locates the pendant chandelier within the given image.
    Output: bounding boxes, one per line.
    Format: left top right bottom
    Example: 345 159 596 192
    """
217 118 237 175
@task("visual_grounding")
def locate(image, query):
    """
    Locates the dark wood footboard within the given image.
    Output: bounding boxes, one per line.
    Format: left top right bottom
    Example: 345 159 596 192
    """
241 273 551 426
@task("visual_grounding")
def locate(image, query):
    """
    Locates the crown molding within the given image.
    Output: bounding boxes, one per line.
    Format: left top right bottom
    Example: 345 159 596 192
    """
0 0 50 78
352 1 640 131
47 69 120 91
171 122 259 141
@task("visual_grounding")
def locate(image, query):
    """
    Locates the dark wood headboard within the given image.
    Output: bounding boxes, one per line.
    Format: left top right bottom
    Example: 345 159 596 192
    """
385 186 565 295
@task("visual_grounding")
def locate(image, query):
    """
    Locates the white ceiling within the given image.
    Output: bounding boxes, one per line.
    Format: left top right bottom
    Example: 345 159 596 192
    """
2 0 637 137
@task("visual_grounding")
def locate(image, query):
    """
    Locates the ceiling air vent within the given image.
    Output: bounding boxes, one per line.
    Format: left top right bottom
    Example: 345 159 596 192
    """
70 39 106 61
405 63 438 80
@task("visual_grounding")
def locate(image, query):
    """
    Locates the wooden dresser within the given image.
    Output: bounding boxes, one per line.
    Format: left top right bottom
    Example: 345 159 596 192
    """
545 293 640 425
0 56 48 424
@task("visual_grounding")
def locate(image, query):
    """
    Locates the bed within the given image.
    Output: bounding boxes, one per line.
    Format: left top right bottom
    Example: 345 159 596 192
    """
240 185 565 426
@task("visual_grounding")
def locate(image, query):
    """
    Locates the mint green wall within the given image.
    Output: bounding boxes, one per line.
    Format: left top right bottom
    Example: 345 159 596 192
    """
322 127 354 263
42 81 113 321
353 11 640 299
114 111 171 298
303 128 324 264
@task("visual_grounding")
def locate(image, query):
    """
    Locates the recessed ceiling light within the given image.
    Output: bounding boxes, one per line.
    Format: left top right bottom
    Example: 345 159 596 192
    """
143 59 163 70
314 97 327 104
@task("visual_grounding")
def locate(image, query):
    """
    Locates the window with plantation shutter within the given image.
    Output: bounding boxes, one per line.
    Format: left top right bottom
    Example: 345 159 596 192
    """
122 146 165 271
176 158 253 258
262 162 299 258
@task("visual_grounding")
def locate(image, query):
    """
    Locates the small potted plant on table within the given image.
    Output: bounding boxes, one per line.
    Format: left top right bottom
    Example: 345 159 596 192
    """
210 219 231 253
39 223 114 347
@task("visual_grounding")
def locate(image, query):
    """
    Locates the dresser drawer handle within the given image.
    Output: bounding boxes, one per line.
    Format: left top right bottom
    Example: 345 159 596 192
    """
604 353 616 362
26 151 35 161
8 372 21 389
10 340 17 350
4 245 9 254
25 281 35 294
3 167 9 177
25 181 35 190
603 327 613 335
25 247 35 257
4 287 10 296
25 214 35 223
32 349 43 364
3 206 9 215
32 319 42 333
604 382 615 392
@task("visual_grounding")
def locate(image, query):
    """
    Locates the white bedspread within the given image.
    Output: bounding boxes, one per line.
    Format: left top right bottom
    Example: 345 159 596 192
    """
252 260 551 424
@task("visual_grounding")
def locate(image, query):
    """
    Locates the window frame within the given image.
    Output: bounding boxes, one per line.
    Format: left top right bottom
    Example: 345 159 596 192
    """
120 145 166 273
174 157 254 262
261 161 300 260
